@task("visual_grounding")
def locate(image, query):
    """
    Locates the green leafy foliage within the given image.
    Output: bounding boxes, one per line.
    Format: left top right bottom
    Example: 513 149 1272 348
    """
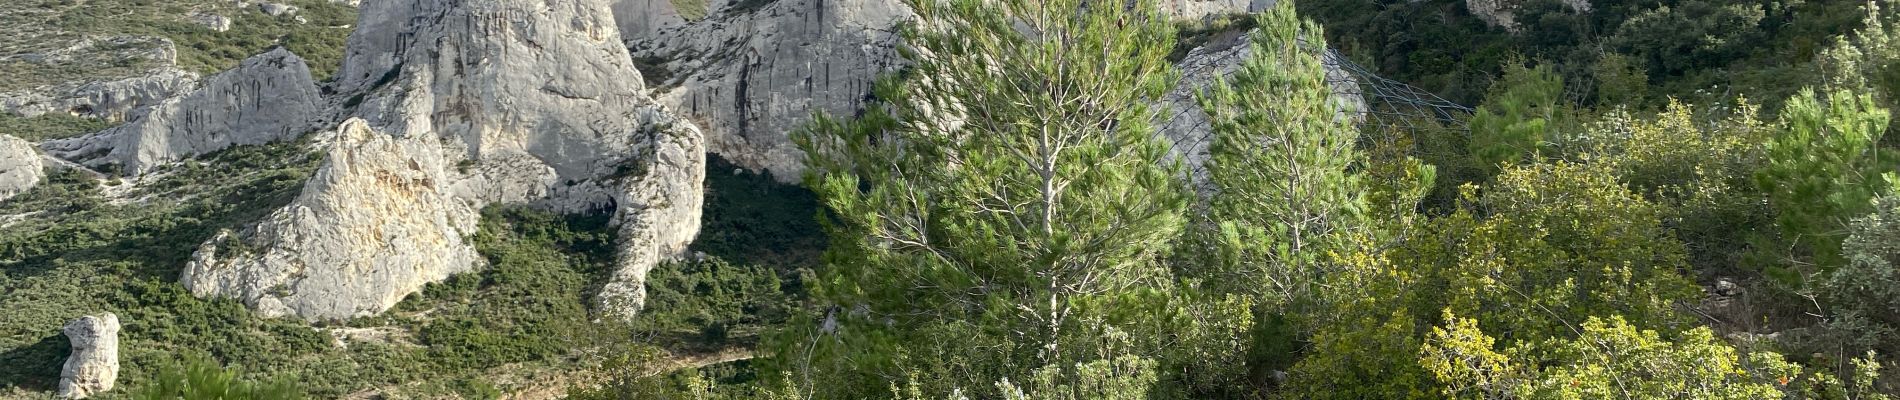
1194 5 1367 311
1756 89 1895 282
783 0 1226 396
131 355 306 400
1420 313 1798 400
1467 62 1563 175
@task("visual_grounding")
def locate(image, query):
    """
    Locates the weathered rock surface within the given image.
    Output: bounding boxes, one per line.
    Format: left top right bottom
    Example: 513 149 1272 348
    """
190 0 706 321
184 119 480 319
0 37 198 122
192 12 235 32
0 68 199 123
1158 0 1273 20
0 134 43 202
1159 29 1366 190
42 48 320 175
614 0 1268 183
616 0 910 182
57 313 119 399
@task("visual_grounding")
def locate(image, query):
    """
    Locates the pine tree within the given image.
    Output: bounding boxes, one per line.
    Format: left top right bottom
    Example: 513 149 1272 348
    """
1194 1 1367 313
786 0 1190 396
1467 62 1563 176
1756 89 1893 281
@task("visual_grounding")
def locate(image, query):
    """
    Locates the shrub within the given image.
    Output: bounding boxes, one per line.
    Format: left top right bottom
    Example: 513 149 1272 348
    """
130 355 305 400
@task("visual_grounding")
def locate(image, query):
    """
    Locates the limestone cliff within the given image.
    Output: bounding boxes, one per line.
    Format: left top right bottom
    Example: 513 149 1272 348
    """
0 134 43 202
42 48 320 175
187 0 706 321
616 0 910 182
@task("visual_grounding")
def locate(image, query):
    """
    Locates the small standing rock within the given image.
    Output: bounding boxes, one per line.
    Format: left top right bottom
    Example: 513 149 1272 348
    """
191 12 233 32
57 313 120 399
258 3 299 17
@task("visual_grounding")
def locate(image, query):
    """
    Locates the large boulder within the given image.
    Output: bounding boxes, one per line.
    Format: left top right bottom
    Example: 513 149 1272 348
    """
184 119 482 319
0 134 42 202
42 48 320 175
614 0 1271 183
188 0 706 321
56 313 120 399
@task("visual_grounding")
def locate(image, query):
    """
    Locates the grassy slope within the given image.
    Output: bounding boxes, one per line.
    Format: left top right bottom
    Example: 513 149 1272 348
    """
0 148 825 398
1 0 354 93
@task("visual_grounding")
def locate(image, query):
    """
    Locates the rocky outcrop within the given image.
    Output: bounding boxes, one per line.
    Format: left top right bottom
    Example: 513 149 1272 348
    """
56 313 119 399
42 48 319 175
192 12 234 32
189 0 706 321
615 0 1269 183
1467 0 1591 31
0 36 198 122
0 134 43 202
1159 29 1366 191
616 0 910 182
184 120 481 319
0 68 198 123
1158 0 1273 20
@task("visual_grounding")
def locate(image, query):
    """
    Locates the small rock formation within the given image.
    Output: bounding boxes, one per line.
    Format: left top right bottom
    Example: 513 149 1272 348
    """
1159 28 1366 190
192 12 235 32
188 0 706 321
258 3 300 17
0 134 44 202
42 48 319 175
57 313 120 399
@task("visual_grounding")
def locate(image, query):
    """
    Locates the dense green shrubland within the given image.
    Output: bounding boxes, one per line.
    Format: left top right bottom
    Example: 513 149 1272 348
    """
615 0 1900 398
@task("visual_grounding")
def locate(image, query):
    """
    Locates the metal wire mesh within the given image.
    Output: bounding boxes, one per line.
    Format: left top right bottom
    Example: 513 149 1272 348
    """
1320 48 1475 131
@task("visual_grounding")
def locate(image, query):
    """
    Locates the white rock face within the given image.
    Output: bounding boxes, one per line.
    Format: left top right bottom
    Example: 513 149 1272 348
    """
0 134 43 202
0 68 198 123
0 36 198 122
191 12 234 32
617 0 911 182
190 0 707 321
56 313 119 400
42 48 320 175
184 120 481 319
1159 29 1366 191
1158 0 1274 20
614 0 1265 182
